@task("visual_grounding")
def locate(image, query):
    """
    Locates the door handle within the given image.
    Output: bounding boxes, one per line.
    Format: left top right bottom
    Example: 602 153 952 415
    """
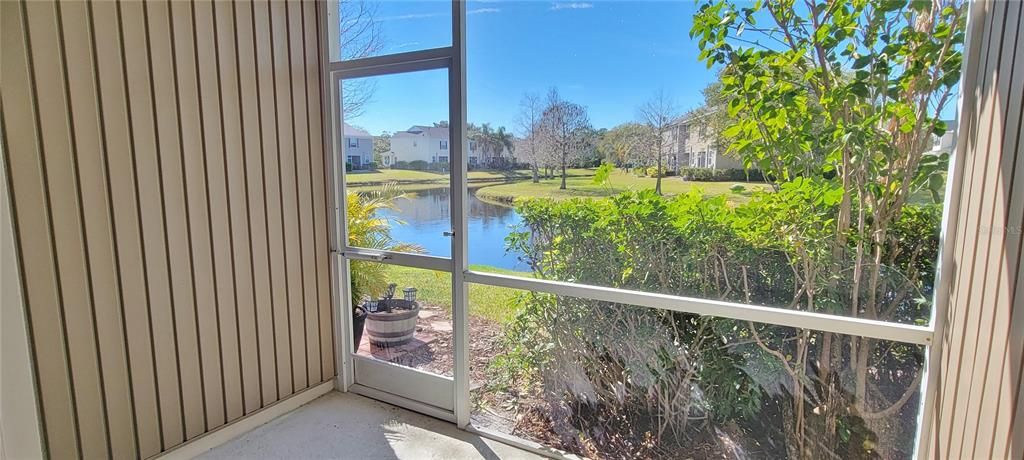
340 251 391 262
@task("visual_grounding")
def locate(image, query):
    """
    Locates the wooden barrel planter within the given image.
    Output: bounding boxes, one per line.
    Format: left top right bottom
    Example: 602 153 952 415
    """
365 299 420 346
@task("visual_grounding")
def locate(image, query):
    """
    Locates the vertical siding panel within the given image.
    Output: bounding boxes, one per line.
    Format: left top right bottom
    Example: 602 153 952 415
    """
998 96 1024 460
145 0 207 441
939 1 998 451
236 0 278 406
971 4 1023 459
120 0 185 447
168 0 225 433
5 0 336 454
956 2 1015 456
92 1 163 455
270 0 308 392
58 1 137 457
24 2 110 458
927 2 1024 457
253 0 293 398
214 0 262 416
287 0 321 385
0 2 79 457
991 10 1024 457
305 1 335 380
193 0 244 423
195 0 246 423
1010 236 1024 460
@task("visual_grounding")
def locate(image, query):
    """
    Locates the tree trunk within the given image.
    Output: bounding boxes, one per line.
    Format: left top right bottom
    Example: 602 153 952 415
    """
532 162 539 183
655 152 663 195
560 154 567 190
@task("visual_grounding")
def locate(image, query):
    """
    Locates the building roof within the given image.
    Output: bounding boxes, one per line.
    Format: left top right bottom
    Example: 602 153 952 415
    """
393 125 450 138
343 123 371 137
670 107 722 127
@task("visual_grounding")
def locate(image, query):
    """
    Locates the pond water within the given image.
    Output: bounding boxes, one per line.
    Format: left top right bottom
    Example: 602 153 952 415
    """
376 187 528 270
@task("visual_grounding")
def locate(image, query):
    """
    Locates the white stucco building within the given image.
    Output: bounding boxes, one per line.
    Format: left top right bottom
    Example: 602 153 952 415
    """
387 125 508 168
388 125 452 166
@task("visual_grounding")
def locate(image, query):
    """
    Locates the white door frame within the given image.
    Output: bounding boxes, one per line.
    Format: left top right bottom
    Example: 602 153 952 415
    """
324 1 470 423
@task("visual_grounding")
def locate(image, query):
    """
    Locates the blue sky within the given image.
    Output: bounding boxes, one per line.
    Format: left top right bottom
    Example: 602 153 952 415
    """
345 1 718 136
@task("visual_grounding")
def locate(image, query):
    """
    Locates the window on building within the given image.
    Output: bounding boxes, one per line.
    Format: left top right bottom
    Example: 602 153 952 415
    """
348 137 359 148
440 140 448 150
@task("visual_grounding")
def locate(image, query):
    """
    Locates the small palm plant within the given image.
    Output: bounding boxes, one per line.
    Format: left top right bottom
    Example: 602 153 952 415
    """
346 183 422 306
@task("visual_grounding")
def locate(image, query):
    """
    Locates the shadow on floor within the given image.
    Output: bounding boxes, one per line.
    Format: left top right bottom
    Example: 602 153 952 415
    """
196 391 541 459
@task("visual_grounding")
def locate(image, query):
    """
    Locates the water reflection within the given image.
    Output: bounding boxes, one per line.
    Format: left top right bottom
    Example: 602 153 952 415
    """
375 187 526 270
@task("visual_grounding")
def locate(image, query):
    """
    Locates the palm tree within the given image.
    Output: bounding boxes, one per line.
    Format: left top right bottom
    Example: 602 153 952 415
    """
346 183 422 306
489 126 514 167
474 123 514 167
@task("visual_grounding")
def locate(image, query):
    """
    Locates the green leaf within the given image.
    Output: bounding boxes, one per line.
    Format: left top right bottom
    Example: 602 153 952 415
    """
852 55 872 69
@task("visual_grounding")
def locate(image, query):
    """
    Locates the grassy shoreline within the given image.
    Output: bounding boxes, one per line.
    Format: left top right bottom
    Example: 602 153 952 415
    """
347 168 770 205
345 168 595 190
475 170 769 205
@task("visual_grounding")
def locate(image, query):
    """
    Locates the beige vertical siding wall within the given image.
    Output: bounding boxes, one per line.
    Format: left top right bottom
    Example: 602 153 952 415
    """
0 0 334 458
924 0 1023 458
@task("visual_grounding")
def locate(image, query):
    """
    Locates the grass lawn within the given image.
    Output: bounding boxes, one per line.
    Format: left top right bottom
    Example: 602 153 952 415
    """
346 169 447 184
476 170 770 205
381 264 531 324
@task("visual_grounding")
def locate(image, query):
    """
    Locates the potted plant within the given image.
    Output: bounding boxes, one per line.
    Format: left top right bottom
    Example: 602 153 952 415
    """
364 285 420 346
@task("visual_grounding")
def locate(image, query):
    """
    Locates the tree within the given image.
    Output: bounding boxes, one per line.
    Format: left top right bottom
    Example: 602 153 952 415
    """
516 93 545 182
470 123 514 168
692 0 965 456
638 89 678 195
338 1 384 119
539 88 592 190
597 122 654 167
373 131 391 166
489 126 514 167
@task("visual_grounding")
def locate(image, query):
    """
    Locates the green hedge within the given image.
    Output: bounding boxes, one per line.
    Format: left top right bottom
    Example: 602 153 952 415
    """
677 167 765 181
496 186 940 458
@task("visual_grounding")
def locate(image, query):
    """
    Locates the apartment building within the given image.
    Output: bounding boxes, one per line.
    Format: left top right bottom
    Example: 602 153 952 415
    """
663 111 744 171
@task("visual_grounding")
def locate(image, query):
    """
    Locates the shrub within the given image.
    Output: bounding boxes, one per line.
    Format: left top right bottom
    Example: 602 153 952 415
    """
645 165 667 177
677 167 765 182
499 188 940 458
390 160 434 171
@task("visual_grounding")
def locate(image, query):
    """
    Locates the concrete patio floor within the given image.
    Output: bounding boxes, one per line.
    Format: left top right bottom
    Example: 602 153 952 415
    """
196 392 544 459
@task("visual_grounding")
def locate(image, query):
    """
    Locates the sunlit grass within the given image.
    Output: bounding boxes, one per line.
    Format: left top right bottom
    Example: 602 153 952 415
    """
380 264 530 324
476 170 770 205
